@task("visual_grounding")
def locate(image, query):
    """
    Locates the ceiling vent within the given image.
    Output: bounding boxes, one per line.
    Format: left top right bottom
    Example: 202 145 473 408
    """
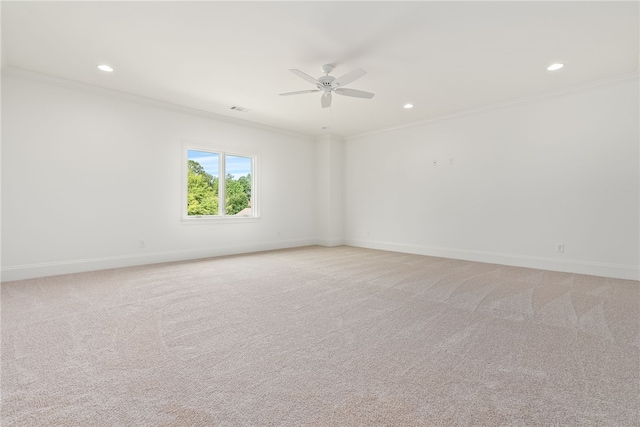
230 106 250 112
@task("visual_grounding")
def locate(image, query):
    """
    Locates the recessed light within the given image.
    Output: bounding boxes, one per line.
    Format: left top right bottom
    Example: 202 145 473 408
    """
547 63 564 71
403 103 414 109
98 64 114 72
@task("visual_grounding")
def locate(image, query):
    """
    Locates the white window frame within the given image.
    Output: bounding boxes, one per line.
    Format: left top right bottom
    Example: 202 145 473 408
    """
181 142 259 222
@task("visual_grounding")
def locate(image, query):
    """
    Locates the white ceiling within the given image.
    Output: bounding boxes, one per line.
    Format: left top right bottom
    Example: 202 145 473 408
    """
2 1 638 138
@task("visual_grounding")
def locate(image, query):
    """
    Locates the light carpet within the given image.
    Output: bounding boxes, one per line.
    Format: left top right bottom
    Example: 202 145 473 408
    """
1 246 639 426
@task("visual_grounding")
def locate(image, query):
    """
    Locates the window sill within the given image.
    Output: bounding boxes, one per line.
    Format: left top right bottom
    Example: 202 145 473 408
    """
181 215 261 224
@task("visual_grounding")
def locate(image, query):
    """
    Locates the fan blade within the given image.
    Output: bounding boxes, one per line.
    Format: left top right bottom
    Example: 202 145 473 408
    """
333 68 366 87
290 69 318 85
279 89 321 96
334 88 375 99
321 92 332 108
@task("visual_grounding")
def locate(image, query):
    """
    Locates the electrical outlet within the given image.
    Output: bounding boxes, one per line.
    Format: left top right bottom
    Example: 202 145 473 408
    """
366 230 370 238
449 157 455 165
139 239 146 248
556 243 564 253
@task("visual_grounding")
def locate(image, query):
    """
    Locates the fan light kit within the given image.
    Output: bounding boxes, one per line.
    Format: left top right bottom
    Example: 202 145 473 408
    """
280 64 375 108
547 63 564 71
98 64 114 72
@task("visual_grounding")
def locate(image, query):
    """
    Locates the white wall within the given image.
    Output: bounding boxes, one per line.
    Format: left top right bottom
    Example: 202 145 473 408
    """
1 75 317 280
3 74 638 282
315 134 344 246
344 78 640 280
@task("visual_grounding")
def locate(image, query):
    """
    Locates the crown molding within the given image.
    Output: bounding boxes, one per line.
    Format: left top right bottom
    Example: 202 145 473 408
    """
1 66 314 140
3 66 637 142
345 72 640 141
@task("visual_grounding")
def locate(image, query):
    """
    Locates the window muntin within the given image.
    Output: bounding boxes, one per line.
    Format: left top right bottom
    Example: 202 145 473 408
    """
185 147 255 219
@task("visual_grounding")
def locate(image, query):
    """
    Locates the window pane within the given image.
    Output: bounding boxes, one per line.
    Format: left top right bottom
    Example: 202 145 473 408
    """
225 155 252 216
187 150 219 216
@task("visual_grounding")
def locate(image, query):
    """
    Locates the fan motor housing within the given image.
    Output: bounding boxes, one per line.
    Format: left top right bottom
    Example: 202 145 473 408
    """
317 75 335 91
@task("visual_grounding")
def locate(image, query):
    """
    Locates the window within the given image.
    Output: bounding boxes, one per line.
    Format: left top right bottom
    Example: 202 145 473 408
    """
183 146 256 219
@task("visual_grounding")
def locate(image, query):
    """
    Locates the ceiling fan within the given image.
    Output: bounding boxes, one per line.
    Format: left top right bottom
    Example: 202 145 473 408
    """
279 64 375 108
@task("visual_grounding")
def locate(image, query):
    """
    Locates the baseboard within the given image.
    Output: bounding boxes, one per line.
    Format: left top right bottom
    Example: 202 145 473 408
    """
316 238 345 247
0 239 316 282
4 239 637 282
345 239 640 281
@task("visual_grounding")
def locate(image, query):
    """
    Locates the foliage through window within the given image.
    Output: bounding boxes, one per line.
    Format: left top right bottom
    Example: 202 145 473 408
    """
186 149 254 217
